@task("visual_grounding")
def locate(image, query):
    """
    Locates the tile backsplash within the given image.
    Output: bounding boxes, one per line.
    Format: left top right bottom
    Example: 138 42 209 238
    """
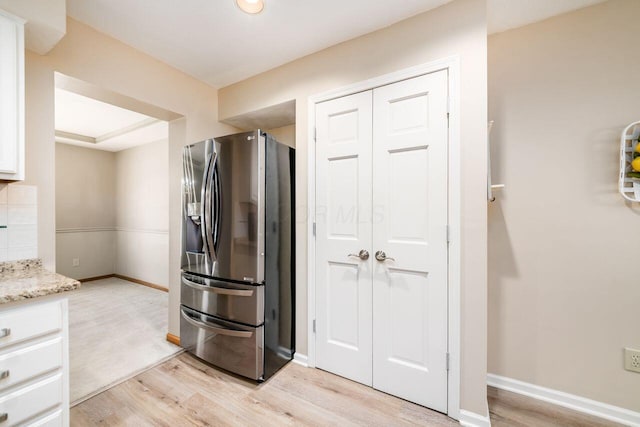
0 184 37 262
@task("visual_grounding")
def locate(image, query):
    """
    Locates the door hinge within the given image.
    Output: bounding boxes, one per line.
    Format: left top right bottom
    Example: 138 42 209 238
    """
312 319 316 333
446 225 450 244
313 222 316 237
314 127 317 142
446 352 450 371
446 96 450 128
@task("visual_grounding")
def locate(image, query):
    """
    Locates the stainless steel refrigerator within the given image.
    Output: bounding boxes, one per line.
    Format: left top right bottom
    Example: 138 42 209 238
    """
180 130 295 381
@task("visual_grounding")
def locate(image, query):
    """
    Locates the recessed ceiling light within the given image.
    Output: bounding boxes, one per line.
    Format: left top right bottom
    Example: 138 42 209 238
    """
236 0 264 14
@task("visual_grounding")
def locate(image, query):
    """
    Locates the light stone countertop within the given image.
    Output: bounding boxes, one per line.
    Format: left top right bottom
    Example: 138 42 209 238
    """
0 259 80 304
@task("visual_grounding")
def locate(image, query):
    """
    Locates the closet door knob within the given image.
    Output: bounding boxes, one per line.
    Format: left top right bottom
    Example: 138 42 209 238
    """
348 250 370 260
375 251 395 262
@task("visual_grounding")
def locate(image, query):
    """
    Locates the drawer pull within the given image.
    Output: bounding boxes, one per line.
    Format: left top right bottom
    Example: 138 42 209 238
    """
0 329 10 339
181 309 253 338
182 277 254 297
0 413 7 423
0 371 8 380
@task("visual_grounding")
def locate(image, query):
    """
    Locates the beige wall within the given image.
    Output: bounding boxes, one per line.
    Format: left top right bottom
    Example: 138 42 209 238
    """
115 139 168 231
115 139 169 286
56 143 116 230
266 125 295 148
219 0 488 415
488 0 640 412
55 143 116 278
54 139 170 284
25 53 56 271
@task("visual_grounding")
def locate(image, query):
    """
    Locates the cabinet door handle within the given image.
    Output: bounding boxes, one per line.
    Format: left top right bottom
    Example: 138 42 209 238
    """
0 329 10 338
0 413 7 422
0 371 8 380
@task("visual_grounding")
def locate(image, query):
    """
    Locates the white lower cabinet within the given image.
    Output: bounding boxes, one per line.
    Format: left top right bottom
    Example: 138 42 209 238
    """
0 374 63 426
28 411 63 427
0 300 69 426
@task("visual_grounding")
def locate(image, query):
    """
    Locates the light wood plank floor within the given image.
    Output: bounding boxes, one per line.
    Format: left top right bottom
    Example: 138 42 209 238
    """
71 352 622 426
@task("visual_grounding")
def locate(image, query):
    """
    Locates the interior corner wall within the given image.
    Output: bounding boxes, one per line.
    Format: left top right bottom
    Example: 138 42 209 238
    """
266 125 295 148
114 139 169 287
23 17 237 335
218 0 488 415
55 143 116 279
488 0 640 412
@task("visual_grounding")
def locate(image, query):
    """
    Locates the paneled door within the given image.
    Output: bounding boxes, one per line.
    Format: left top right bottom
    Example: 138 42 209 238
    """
371 70 449 411
315 69 449 412
315 91 373 385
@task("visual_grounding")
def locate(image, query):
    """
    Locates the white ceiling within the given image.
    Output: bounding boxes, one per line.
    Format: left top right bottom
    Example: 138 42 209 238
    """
66 0 453 88
488 0 606 34
55 88 168 152
60 0 607 136
66 0 606 89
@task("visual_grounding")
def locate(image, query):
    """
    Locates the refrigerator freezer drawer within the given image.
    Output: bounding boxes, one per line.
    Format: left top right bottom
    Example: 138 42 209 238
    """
180 306 264 380
181 273 264 326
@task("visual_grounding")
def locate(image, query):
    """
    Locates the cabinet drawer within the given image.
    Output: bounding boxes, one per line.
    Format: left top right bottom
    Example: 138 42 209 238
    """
0 374 62 426
180 306 264 380
181 273 264 326
0 301 62 349
0 338 62 392
29 409 63 427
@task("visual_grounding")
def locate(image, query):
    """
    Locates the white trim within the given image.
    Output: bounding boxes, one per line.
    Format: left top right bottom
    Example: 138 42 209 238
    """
446 56 462 421
0 9 27 24
61 298 70 426
459 409 491 427
56 227 169 235
487 374 640 427
309 56 459 103
306 56 462 419
306 79 317 370
292 352 308 367
55 130 96 144
95 118 161 143
115 227 169 235
56 227 115 233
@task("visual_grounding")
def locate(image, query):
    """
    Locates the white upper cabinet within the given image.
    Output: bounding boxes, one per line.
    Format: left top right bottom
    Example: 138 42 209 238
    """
0 10 24 181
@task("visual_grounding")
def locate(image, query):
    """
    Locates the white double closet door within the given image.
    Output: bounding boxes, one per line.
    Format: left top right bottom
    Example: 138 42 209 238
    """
315 70 449 412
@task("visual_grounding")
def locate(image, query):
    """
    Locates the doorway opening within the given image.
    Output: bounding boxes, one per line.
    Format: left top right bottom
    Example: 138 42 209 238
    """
53 73 181 405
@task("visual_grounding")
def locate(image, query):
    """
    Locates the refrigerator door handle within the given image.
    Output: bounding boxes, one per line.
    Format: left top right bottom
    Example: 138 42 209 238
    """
182 276 255 297
203 150 218 263
181 308 253 338
200 147 212 263
213 157 222 253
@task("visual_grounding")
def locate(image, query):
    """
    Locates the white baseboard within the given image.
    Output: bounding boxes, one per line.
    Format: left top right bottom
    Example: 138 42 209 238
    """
488 373 640 427
292 352 308 367
458 409 491 427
